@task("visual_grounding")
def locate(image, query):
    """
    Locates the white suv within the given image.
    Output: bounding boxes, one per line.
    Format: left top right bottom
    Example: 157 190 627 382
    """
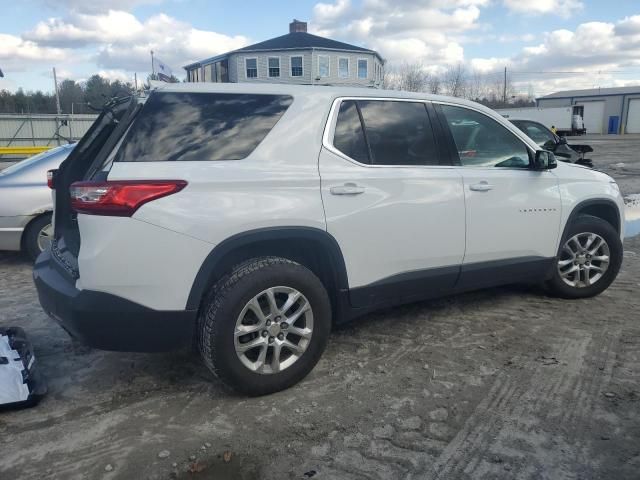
34 83 625 395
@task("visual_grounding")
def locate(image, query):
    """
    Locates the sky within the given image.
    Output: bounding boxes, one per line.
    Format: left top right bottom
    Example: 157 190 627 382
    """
1 0 640 97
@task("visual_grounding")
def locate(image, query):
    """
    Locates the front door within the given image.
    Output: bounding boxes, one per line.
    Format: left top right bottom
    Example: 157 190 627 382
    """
436 103 562 287
319 98 466 307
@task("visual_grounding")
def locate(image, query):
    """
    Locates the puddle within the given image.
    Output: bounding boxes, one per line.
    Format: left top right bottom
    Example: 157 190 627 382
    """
625 194 640 238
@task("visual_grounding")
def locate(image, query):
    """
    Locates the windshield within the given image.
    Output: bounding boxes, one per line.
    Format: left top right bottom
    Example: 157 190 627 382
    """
0 144 73 176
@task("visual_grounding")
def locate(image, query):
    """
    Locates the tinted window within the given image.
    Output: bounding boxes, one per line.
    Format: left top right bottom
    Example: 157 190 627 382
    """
333 101 369 164
358 100 438 166
441 105 530 168
114 92 292 162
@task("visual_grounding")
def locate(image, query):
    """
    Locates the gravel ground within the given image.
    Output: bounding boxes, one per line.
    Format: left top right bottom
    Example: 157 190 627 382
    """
1 135 639 480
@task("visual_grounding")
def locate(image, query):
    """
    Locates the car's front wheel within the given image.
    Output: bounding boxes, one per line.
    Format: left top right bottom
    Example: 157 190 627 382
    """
546 215 623 298
198 256 331 396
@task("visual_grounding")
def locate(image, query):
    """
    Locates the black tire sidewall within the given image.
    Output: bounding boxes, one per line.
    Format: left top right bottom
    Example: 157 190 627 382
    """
547 215 623 298
203 260 331 396
24 213 52 261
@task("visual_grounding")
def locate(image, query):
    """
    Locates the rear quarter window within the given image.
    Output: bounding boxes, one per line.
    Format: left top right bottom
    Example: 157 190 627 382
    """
114 92 293 162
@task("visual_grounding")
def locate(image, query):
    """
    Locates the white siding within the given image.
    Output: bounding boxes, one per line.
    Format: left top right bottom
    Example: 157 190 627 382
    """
227 50 383 87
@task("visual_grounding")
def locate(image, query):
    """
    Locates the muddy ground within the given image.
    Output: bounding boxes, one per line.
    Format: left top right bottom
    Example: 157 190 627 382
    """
1 135 639 479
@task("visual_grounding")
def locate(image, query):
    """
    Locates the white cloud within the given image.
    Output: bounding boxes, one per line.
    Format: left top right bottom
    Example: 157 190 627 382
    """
0 33 70 72
502 0 584 17
22 11 249 73
311 0 486 66
472 15 640 96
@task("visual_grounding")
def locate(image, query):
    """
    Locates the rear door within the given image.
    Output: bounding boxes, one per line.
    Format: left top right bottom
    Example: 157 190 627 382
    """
436 103 562 287
319 98 466 307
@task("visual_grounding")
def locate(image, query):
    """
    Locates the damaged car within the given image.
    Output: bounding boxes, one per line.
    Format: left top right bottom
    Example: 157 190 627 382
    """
510 119 594 168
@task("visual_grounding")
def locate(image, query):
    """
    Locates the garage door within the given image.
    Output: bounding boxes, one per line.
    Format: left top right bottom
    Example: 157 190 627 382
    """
626 99 640 133
576 101 605 134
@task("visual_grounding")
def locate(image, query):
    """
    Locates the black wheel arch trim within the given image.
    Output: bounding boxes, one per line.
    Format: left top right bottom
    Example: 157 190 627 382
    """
185 226 350 311
561 198 622 244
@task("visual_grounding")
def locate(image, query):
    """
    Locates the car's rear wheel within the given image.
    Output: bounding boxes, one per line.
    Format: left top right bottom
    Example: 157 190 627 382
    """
546 215 622 298
24 213 53 261
198 256 331 396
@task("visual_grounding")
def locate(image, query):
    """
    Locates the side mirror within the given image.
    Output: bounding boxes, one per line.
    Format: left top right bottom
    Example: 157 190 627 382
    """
533 150 557 170
558 136 568 145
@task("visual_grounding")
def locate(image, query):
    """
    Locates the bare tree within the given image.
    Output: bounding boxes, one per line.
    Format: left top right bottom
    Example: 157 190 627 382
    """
383 62 429 92
466 70 486 101
427 74 442 94
443 63 467 98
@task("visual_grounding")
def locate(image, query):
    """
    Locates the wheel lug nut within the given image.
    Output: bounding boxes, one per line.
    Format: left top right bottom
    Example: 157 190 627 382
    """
262 331 268 337
281 322 288 329
278 333 284 340
275 316 281 322
269 336 274 343
266 320 271 326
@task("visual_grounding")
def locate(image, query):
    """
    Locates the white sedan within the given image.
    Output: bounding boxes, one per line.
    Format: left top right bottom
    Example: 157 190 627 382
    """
0 144 75 259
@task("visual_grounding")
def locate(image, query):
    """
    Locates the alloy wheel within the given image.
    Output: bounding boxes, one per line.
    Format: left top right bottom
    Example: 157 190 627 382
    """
37 223 54 252
234 286 313 374
557 232 610 288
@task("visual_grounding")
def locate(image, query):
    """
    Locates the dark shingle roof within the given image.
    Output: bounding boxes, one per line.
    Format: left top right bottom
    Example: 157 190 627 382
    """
234 32 381 58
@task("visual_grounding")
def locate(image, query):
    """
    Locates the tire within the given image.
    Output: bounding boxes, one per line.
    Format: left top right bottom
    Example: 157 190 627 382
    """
23 213 53 261
546 215 622 299
198 256 332 396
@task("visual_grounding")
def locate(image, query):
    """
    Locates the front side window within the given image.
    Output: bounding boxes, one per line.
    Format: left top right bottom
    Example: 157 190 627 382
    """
357 59 368 79
332 100 438 166
114 92 293 162
291 56 303 77
318 55 330 78
440 105 530 168
268 57 280 78
338 58 349 78
245 58 257 78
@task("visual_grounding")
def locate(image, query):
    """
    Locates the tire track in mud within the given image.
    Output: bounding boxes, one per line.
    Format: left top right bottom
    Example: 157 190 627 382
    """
432 325 621 479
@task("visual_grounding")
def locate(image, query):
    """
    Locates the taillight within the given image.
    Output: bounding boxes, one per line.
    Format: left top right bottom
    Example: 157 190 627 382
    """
47 169 57 189
69 180 187 217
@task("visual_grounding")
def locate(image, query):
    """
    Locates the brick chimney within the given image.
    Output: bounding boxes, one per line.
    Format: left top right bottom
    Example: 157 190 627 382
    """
289 19 307 33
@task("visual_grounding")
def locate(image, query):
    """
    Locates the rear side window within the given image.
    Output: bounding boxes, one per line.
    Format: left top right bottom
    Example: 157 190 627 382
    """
332 99 439 166
333 101 370 164
114 92 292 162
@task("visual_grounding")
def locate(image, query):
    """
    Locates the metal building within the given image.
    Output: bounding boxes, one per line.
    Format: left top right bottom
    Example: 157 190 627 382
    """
184 20 384 88
537 86 640 134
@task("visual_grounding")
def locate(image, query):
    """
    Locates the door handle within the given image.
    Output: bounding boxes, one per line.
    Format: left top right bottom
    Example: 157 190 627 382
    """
330 183 365 195
469 181 494 192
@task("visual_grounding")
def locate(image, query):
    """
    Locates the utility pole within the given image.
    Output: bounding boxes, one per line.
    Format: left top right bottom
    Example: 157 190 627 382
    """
134 72 138 91
53 67 62 145
52 67 61 114
503 66 507 105
150 50 155 80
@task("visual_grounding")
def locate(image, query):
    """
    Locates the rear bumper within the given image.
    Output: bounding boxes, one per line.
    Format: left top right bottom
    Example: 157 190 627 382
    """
33 249 197 352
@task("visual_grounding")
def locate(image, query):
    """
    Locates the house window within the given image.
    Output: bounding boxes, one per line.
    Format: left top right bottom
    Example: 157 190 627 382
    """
358 59 368 79
318 55 330 78
338 58 349 78
268 57 280 77
245 58 257 78
291 56 303 77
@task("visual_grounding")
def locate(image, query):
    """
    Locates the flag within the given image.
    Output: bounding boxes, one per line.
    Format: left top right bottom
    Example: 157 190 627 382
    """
153 57 173 82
